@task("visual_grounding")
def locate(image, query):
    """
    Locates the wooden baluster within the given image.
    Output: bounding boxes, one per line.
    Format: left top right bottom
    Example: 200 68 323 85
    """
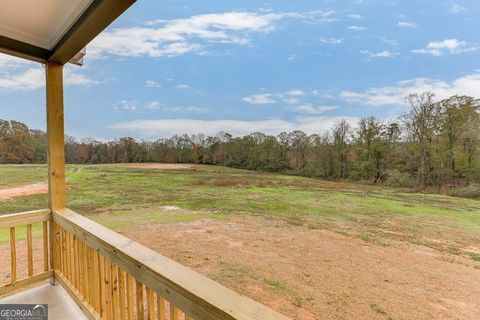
51 222 58 271
157 295 166 320
43 221 49 272
118 267 127 320
26 224 33 277
88 247 95 307
61 228 66 275
169 304 179 320
69 233 74 282
93 251 101 314
146 287 155 320
127 274 135 320
100 255 106 319
78 241 85 297
9 227 16 282
105 258 113 320
112 263 119 319
65 231 70 279
74 235 80 289
56 224 61 272
83 243 90 302
136 280 144 320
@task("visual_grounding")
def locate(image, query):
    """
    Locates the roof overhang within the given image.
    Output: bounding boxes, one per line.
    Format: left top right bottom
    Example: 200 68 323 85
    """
0 0 136 65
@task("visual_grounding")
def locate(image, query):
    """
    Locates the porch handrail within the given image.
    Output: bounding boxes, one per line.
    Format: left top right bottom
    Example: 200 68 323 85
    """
52 208 290 320
0 209 52 297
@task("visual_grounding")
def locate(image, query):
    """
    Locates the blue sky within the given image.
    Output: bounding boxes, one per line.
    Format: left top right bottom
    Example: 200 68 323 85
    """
0 0 479 140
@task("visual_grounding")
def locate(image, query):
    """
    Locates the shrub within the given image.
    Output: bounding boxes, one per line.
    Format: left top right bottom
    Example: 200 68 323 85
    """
383 170 416 188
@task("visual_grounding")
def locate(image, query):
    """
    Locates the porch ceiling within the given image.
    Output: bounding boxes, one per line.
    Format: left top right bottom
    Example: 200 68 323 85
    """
0 0 136 64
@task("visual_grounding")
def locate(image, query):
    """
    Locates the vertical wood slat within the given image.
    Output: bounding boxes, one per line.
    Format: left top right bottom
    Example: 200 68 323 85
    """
88 247 94 307
93 251 101 314
26 224 33 277
118 268 127 320
170 304 180 320
127 274 135 320
157 295 166 320
49 219 56 284
100 255 106 319
136 280 144 320
9 227 16 282
43 221 49 272
63 230 70 279
112 264 120 320
60 227 66 275
68 232 73 281
105 258 113 320
73 236 80 291
147 287 155 320
78 240 84 298
83 242 90 302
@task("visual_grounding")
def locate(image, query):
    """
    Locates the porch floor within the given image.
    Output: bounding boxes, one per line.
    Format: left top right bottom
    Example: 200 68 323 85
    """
0 283 87 320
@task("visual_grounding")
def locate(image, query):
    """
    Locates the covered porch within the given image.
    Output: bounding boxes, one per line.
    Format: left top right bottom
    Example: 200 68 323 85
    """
0 1 289 319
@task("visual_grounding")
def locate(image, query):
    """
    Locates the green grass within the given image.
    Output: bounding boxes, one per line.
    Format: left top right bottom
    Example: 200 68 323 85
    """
1 164 480 256
0 164 47 187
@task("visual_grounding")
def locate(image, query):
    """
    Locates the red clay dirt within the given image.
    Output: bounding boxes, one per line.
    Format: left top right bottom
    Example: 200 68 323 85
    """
0 216 478 319
0 183 48 200
116 217 480 320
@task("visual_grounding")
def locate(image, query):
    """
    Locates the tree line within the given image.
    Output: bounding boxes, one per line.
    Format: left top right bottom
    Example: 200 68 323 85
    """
1 93 479 189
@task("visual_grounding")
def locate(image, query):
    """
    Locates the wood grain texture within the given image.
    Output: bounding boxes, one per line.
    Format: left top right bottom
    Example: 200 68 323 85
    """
46 62 66 211
53 208 291 320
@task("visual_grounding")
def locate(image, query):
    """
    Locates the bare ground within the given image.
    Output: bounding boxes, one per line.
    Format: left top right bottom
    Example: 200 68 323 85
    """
116 217 480 320
0 216 479 319
0 183 48 200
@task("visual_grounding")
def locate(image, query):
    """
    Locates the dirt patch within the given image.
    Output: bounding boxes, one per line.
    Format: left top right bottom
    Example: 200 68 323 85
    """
0 183 48 200
116 217 480 320
117 163 193 170
1 216 478 319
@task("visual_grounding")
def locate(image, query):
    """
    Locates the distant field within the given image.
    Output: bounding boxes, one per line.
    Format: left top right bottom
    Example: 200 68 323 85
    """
1 164 479 319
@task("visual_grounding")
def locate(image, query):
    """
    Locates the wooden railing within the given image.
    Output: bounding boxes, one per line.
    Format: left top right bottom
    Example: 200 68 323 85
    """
52 208 289 320
0 209 289 319
0 209 53 296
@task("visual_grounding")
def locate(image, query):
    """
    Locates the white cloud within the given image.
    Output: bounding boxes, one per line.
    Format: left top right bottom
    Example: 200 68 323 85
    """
144 101 162 109
64 67 99 86
412 39 479 56
296 104 338 114
176 84 190 89
0 66 97 91
145 80 162 88
0 68 43 91
90 11 337 58
397 21 416 28
361 50 399 58
108 116 359 139
340 71 480 106
381 38 399 46
0 54 33 69
348 14 364 19
450 4 466 13
320 37 343 44
285 90 305 96
243 93 277 105
115 100 139 111
117 100 209 113
348 25 367 31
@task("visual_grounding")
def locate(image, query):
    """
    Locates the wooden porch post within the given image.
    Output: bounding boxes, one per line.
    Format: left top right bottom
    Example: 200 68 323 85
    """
46 61 66 283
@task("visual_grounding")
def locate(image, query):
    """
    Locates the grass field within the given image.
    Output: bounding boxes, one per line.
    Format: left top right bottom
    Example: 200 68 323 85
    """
1 164 479 319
